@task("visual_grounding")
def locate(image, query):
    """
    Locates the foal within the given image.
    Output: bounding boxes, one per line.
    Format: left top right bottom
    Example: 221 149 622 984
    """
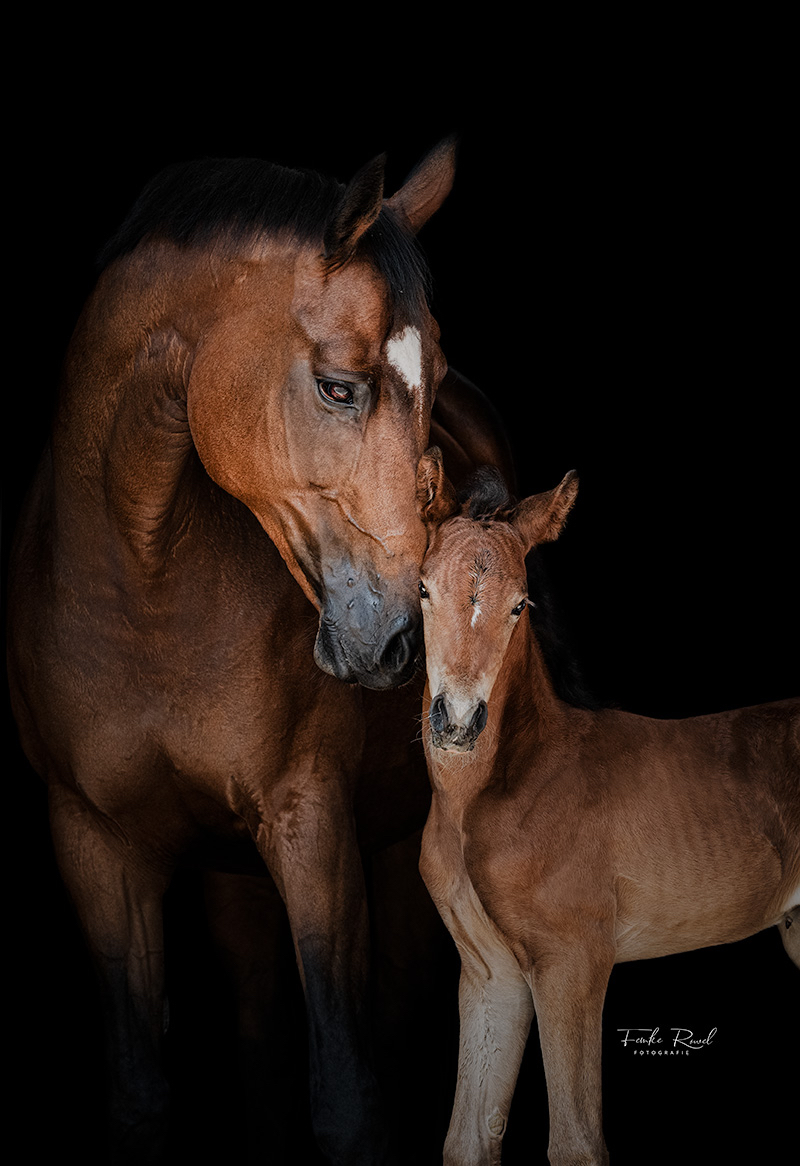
414 448 799 1166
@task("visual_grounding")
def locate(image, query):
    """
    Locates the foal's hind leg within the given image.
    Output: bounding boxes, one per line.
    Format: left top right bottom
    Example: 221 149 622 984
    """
49 782 172 1165
779 906 800 969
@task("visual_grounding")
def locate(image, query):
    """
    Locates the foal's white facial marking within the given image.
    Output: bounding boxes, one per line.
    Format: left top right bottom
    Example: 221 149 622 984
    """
386 326 424 422
469 551 490 629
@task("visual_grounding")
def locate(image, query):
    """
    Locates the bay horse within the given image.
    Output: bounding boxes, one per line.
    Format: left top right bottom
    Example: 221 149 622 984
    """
6 143 517 1165
414 447 799 1166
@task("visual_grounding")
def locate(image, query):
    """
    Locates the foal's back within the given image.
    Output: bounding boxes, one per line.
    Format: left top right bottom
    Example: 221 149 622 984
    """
468 694 800 963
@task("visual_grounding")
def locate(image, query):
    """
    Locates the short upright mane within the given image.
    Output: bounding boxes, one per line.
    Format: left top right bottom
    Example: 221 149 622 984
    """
98 156 432 321
459 465 514 519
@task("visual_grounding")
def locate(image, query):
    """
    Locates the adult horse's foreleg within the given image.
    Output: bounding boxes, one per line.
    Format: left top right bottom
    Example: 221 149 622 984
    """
49 782 172 1165
203 868 315 1162
528 944 614 1166
443 941 534 1166
260 781 391 1166
367 831 458 1161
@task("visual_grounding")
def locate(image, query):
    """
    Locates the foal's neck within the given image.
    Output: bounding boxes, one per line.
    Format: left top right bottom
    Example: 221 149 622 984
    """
490 614 565 745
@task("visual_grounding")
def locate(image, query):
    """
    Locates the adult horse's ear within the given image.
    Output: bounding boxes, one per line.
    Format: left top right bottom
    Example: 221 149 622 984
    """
416 447 458 527
323 154 386 271
385 136 458 235
512 471 579 551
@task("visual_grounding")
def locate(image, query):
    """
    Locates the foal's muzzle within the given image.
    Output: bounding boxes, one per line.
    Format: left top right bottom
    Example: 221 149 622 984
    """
429 692 488 752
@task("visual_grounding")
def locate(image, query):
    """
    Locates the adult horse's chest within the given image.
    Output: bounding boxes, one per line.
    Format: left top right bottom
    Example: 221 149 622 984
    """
40 491 353 813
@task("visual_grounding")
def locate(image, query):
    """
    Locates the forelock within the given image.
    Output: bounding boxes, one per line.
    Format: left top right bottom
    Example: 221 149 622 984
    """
459 465 514 520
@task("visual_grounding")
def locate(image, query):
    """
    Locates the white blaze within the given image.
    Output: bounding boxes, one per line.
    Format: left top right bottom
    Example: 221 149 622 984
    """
387 326 424 423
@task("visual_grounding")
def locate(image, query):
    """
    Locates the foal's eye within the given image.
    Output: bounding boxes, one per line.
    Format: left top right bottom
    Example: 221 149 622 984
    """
317 379 355 406
418 581 430 600
511 599 529 617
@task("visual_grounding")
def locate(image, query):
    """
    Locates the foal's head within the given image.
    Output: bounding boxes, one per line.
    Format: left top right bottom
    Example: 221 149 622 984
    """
416 448 578 752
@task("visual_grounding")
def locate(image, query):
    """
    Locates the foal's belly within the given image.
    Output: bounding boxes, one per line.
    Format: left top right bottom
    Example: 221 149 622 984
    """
612 841 785 961
469 790 787 965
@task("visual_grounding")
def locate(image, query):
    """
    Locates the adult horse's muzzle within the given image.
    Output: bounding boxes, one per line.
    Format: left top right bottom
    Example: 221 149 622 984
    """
313 566 422 689
428 692 488 752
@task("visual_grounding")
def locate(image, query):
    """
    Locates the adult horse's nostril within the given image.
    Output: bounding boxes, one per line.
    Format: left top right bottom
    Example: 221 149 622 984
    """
377 612 420 681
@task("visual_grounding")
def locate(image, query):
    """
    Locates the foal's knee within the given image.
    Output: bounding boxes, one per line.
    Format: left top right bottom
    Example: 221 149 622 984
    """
443 1114 507 1166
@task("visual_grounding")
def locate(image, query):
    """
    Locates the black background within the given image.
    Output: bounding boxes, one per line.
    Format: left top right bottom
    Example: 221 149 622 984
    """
6 23 797 1166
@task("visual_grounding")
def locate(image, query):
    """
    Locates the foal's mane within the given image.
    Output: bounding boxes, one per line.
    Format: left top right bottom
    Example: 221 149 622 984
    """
97 156 432 322
459 466 601 711
459 465 514 520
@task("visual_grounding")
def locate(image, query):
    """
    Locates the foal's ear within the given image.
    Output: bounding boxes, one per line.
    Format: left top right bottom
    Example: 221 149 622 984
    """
385 136 457 235
323 154 386 271
416 447 458 527
512 471 579 551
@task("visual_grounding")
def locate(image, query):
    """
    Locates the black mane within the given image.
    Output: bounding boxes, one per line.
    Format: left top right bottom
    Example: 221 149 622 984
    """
97 156 431 321
459 465 514 519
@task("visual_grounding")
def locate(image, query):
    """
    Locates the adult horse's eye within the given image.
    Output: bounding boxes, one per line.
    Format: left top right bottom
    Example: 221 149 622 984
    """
418 581 430 600
317 379 355 406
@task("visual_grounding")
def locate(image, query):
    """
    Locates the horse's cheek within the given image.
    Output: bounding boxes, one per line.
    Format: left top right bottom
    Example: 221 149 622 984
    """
281 365 361 489
186 350 283 505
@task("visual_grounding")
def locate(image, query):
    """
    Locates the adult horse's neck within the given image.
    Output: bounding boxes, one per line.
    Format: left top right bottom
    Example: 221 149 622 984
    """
52 242 239 575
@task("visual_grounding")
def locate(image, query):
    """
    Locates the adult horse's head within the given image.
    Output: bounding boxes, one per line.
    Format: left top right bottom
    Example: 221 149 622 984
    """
168 142 456 688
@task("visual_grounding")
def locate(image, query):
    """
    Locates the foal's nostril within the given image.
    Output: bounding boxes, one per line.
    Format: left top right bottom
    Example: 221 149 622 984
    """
430 693 448 735
469 700 488 737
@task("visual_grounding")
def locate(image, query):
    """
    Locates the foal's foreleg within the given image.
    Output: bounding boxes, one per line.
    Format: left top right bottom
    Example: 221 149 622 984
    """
48 783 172 1165
528 944 614 1166
444 941 534 1166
